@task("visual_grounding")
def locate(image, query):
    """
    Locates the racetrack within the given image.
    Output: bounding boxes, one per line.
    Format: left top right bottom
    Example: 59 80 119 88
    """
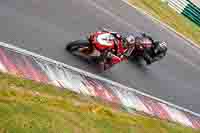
0 0 200 113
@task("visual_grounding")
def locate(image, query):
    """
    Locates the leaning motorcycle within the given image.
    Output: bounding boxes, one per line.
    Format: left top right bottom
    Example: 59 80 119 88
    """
66 31 126 71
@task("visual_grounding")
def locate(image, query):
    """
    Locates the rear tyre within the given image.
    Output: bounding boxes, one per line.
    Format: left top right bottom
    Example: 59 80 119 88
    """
143 53 152 65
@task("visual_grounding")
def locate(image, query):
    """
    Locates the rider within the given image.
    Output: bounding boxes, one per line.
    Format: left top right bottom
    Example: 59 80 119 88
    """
115 32 167 65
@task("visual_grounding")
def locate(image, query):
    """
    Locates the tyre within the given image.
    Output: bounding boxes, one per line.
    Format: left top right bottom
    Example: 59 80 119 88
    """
143 53 152 65
66 40 90 53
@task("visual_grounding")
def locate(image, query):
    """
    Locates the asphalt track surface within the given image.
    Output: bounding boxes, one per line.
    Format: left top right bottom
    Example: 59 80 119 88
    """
0 0 200 113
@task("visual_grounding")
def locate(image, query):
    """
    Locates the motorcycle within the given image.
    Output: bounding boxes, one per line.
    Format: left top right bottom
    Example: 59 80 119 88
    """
66 30 127 71
66 28 167 68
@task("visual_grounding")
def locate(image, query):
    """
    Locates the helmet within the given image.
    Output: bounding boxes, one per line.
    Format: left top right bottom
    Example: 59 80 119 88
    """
154 41 168 54
158 41 167 49
160 41 167 47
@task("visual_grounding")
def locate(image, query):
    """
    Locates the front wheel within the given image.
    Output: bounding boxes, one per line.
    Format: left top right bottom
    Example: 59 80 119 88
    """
66 40 90 53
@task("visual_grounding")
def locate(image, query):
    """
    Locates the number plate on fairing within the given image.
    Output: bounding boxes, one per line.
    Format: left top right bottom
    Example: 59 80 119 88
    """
96 33 115 46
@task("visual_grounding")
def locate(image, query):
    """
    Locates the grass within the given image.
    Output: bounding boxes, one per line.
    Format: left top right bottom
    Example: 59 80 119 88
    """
128 0 200 46
0 72 199 133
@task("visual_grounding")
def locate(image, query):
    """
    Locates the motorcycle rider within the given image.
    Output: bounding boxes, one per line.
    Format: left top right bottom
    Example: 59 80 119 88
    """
114 32 167 65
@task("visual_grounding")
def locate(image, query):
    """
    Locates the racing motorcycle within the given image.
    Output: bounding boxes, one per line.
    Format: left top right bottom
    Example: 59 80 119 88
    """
66 30 127 71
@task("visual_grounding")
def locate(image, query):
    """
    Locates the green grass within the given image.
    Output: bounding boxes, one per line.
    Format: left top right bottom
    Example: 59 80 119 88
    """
128 0 200 46
0 72 199 133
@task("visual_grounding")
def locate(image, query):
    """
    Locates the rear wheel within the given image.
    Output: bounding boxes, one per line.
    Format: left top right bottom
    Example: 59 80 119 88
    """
143 53 153 65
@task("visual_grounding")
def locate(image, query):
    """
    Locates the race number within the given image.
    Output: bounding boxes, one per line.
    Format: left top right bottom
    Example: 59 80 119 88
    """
96 33 115 46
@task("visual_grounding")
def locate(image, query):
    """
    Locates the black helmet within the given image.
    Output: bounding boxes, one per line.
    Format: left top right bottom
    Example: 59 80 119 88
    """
159 41 167 48
154 41 168 54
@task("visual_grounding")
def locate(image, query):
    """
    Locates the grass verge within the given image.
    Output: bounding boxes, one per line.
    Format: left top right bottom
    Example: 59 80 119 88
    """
128 0 200 46
0 72 199 133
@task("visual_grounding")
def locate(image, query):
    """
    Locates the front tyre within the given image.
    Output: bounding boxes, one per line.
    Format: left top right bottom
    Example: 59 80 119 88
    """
66 40 90 53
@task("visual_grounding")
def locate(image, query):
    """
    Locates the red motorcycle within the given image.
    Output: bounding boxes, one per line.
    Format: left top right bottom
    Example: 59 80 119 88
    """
66 30 127 71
